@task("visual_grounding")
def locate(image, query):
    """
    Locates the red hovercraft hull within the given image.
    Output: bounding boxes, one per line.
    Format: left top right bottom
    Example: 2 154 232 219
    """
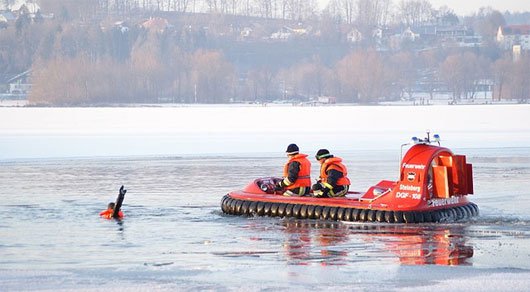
221 143 478 223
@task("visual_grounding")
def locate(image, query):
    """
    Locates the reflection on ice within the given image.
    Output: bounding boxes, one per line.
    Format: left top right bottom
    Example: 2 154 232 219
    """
363 224 474 266
240 219 475 267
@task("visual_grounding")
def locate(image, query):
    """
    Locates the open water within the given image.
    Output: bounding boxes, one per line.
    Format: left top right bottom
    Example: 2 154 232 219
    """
1 105 530 291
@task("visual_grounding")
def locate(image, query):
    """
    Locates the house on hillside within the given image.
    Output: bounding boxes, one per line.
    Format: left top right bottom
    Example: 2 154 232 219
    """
1 1 39 12
317 96 336 104
411 24 480 48
436 25 467 39
497 25 530 51
346 28 362 43
435 25 480 47
1 2 51 26
290 25 310 36
240 26 252 38
236 23 269 41
270 27 292 40
11 2 41 14
270 25 311 40
1 70 32 97
387 27 420 50
401 27 419 42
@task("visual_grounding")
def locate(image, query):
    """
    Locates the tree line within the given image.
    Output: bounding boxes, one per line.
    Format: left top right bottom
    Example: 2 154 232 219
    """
1 0 529 105
28 31 530 105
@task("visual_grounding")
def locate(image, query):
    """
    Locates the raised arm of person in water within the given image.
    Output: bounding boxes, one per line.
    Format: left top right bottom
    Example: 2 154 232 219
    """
100 186 126 219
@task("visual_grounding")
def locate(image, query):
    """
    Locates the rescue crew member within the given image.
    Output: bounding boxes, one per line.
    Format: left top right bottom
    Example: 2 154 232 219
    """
99 202 124 219
311 149 351 197
275 143 312 196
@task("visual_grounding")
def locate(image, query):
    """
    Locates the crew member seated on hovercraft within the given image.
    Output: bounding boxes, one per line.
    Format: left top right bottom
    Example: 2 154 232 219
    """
311 149 351 198
275 143 312 197
99 202 124 219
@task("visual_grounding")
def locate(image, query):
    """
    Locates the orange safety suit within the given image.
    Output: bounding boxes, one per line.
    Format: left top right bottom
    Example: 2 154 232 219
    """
320 157 351 187
99 209 124 219
282 153 312 189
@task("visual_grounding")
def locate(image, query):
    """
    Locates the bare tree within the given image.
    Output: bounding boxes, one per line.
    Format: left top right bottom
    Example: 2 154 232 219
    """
280 0 317 21
355 0 392 40
435 6 459 26
469 7 505 48
255 0 273 18
507 56 530 102
319 10 342 42
357 0 385 26
491 55 512 101
325 0 356 24
276 60 332 101
130 33 165 102
190 50 235 103
180 0 191 12
226 0 241 14
398 0 434 27
342 0 357 24
439 52 485 102
336 50 389 103
247 67 277 102
30 55 132 105
390 51 418 100
205 0 220 13
40 0 101 19
165 46 192 102
441 54 466 101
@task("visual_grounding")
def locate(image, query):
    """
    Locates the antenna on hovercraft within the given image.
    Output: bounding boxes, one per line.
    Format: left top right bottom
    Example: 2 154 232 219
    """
408 130 441 146
423 130 440 145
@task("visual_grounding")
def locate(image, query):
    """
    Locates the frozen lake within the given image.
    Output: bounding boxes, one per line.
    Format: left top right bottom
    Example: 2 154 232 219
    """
1 105 529 291
1 104 530 159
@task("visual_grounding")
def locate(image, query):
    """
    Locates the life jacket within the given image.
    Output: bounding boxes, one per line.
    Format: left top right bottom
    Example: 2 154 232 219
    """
283 153 311 189
99 209 124 219
320 157 351 186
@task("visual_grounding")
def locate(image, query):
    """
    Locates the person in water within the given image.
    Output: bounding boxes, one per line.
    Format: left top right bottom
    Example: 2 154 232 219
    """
99 202 124 219
311 149 351 198
275 143 312 196
100 186 126 219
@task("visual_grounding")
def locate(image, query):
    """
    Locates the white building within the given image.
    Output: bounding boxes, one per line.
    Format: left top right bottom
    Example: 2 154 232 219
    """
497 25 530 51
6 70 32 95
347 28 362 43
270 27 292 40
2 1 40 13
401 27 419 42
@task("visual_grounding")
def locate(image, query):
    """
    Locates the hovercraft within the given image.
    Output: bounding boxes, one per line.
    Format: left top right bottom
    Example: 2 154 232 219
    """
221 133 478 223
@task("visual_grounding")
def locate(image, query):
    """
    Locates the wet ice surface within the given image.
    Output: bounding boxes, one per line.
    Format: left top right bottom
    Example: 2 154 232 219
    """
1 150 529 291
1 105 530 290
